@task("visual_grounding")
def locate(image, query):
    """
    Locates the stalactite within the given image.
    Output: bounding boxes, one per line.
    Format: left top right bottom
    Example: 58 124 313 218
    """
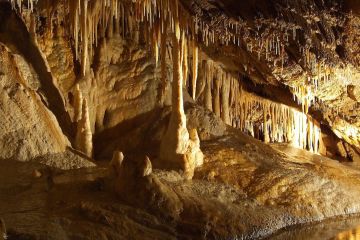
73 84 83 122
213 72 222 117
235 86 321 153
182 33 188 87
221 73 231 125
204 61 213 111
9 0 329 157
263 104 270 143
80 0 88 76
192 40 198 100
160 15 168 102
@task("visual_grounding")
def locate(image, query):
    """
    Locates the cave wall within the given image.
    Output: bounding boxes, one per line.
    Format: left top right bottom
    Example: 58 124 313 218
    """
0 0 358 162
0 43 69 161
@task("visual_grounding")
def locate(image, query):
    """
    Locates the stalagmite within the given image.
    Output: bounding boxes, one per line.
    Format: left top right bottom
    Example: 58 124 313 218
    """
188 129 204 167
141 156 153 177
110 151 124 177
75 99 93 158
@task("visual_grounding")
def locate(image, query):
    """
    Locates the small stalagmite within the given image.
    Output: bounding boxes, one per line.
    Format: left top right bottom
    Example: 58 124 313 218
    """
110 151 124 177
141 156 153 177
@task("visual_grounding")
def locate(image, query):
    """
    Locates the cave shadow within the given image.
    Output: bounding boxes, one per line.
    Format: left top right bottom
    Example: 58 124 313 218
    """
93 106 171 161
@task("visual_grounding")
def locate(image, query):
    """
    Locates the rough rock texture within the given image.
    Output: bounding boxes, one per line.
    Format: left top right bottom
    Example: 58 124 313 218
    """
3 123 360 239
33 150 96 170
0 44 69 161
185 0 360 152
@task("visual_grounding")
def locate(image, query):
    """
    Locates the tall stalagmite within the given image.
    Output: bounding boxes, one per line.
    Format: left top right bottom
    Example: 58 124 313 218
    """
75 99 93 158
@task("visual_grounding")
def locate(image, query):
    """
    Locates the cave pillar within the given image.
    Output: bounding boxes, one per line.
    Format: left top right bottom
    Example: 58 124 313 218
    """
159 27 203 179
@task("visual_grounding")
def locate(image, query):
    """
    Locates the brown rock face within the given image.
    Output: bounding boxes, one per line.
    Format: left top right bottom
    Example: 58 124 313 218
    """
0 44 69 161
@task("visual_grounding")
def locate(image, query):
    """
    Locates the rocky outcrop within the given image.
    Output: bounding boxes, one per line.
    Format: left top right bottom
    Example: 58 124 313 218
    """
0 44 69 161
113 154 183 220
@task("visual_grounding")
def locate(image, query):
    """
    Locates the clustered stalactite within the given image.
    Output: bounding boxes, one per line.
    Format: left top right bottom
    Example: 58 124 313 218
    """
8 0 358 161
9 0 206 174
198 60 322 153
236 88 321 153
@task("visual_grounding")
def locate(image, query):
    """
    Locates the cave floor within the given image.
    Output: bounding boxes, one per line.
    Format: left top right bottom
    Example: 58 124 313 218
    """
1 130 360 239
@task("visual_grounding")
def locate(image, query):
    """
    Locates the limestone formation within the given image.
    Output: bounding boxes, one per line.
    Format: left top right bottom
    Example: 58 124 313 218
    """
1 0 360 239
141 156 153 177
0 44 69 161
75 99 93 158
110 151 124 177
73 84 83 122
192 41 198 100
188 129 204 167
221 73 231 125
213 75 222 118
159 26 204 179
